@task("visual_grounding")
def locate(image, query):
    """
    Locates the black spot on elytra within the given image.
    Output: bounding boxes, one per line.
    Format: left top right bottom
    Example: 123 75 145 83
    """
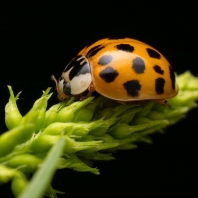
123 80 141 96
146 48 161 59
116 44 134 52
155 78 165 94
87 45 104 57
99 66 118 83
153 65 164 75
169 65 175 90
98 55 113 65
132 57 145 74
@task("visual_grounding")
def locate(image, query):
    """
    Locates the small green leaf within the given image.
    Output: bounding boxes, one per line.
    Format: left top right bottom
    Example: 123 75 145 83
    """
5 86 22 129
19 138 65 198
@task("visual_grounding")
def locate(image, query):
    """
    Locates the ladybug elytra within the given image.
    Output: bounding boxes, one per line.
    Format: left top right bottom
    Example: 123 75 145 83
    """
52 38 178 104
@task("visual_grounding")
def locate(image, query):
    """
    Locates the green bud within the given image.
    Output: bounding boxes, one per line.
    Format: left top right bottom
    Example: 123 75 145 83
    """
169 90 198 107
5 154 42 173
0 164 16 184
112 103 138 117
147 110 165 120
0 165 28 197
131 117 154 125
63 136 102 154
176 71 198 90
90 117 117 136
151 103 194 125
42 122 74 135
137 136 153 143
152 102 168 113
30 134 102 155
0 124 34 158
73 96 105 122
99 134 117 143
132 117 169 127
165 107 190 119
5 86 22 129
102 97 119 108
11 172 28 197
96 107 113 119
44 185 65 198
78 141 119 156
89 126 108 137
135 120 169 136
78 134 119 155
42 104 60 129
109 122 147 139
78 151 115 161
96 103 137 120
119 107 143 123
91 152 115 160
135 101 155 117
168 71 198 107
73 104 95 122
30 135 60 154
72 119 104 138
81 134 115 143
42 98 75 128
42 119 104 138
117 143 137 150
58 154 99 175
20 88 52 132
55 97 94 122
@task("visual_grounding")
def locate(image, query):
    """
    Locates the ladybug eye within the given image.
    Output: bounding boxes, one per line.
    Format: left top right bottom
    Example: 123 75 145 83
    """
63 81 71 95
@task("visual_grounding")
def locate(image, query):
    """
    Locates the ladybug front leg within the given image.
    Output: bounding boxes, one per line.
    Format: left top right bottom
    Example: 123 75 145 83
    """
87 82 95 97
153 99 170 107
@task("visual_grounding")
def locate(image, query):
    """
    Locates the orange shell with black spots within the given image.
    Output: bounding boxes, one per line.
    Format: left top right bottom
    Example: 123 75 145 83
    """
56 38 178 102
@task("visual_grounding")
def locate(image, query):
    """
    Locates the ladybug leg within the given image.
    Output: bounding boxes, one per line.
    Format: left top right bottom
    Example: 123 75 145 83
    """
153 99 170 108
79 83 95 100
51 75 58 90
87 83 95 97
76 94 84 101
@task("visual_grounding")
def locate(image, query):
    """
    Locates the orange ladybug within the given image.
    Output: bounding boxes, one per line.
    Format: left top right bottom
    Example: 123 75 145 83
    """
52 38 178 104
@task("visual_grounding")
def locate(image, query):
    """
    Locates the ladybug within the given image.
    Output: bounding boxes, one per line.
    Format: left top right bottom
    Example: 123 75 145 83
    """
52 38 178 104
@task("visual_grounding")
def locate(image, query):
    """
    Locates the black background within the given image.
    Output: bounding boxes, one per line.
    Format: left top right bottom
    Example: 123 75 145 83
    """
1 1 198 197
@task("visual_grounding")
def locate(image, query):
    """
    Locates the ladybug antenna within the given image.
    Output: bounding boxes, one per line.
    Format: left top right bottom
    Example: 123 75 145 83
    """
51 75 57 86
51 75 58 91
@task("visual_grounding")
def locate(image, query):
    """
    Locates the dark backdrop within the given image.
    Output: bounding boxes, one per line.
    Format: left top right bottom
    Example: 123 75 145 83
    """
1 1 198 197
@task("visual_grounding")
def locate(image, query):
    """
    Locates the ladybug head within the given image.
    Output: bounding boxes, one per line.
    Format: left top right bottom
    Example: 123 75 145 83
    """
51 75 69 101
52 55 92 101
